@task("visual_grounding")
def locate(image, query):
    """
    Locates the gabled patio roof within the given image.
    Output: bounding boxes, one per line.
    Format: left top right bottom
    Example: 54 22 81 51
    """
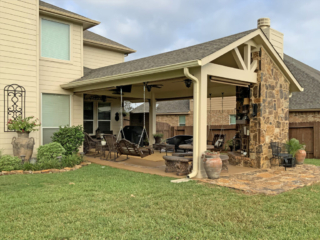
61 28 303 93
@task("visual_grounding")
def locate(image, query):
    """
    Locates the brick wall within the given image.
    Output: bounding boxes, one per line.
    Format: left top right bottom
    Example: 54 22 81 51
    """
289 112 320 123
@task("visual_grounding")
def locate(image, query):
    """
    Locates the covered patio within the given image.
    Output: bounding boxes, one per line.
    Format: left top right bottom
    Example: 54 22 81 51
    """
84 151 257 179
62 28 303 179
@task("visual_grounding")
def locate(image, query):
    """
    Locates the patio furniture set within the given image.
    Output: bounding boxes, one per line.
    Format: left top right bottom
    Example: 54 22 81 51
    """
84 132 230 176
162 134 228 176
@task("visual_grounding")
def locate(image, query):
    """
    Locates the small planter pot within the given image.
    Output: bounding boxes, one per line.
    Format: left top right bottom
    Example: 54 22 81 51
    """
154 137 161 144
12 132 35 162
203 152 222 179
295 149 306 164
229 146 233 152
101 141 106 146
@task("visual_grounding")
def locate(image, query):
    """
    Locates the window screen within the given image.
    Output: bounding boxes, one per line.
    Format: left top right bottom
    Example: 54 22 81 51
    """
42 94 70 144
179 116 186 126
41 19 70 60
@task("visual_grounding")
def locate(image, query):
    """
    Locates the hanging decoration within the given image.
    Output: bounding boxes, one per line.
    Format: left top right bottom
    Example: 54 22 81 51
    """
4 84 26 132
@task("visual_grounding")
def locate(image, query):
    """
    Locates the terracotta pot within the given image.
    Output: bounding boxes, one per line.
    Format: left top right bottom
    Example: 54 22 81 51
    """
12 132 35 162
203 153 222 179
295 149 306 165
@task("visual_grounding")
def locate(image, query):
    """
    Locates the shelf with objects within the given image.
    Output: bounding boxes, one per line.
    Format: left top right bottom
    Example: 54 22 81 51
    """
232 86 250 157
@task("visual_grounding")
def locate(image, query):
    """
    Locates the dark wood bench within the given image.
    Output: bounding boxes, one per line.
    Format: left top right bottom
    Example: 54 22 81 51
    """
163 154 193 176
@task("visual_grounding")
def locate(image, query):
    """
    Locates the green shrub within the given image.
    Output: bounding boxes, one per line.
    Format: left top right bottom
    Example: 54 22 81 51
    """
153 133 163 138
52 125 84 155
61 154 83 168
37 142 66 163
0 155 21 171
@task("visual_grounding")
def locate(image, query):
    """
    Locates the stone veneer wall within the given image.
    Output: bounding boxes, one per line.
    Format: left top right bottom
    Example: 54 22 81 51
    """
289 112 320 123
249 48 290 168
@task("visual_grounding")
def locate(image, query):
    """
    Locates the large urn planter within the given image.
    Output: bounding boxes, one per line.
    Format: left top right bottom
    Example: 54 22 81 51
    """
12 132 35 162
295 149 306 165
203 151 222 179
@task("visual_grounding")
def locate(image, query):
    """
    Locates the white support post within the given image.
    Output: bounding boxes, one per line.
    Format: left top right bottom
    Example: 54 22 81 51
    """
192 68 208 178
149 92 156 145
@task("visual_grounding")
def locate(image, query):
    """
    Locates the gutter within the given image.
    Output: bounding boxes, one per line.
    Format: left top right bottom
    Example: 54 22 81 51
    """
61 60 201 89
39 6 100 30
183 68 199 179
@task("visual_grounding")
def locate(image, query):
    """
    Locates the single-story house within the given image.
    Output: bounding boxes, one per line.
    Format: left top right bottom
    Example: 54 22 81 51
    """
1 1 306 178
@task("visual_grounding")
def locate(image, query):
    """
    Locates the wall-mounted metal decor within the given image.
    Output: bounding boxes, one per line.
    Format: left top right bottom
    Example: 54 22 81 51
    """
4 84 26 132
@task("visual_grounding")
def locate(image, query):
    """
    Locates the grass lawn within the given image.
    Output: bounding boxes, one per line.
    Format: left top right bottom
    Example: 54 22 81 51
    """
1 162 320 239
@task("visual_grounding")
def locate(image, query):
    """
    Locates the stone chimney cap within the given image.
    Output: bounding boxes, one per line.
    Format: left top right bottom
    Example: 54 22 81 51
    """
258 18 270 29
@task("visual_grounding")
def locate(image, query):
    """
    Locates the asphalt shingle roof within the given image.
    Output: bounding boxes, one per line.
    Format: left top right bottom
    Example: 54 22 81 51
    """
83 30 134 52
285 54 320 110
39 1 95 22
72 29 257 82
131 100 190 114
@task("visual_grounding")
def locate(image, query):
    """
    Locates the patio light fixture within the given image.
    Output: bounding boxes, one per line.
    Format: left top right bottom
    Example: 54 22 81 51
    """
184 79 192 88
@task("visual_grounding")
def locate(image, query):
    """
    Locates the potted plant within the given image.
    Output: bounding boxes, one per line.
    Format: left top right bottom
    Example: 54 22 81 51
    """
202 150 222 179
153 133 163 144
143 139 149 147
226 139 233 151
7 116 41 161
286 138 306 164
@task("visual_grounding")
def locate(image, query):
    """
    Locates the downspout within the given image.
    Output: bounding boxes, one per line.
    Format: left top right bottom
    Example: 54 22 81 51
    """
183 67 199 179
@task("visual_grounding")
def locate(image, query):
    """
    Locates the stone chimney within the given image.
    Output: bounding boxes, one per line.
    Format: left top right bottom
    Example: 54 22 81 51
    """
257 18 284 59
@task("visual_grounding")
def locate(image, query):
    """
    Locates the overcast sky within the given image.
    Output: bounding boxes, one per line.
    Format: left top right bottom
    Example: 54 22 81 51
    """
45 0 320 70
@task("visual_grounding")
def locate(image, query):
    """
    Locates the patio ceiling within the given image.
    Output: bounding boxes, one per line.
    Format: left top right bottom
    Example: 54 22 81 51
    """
78 74 237 102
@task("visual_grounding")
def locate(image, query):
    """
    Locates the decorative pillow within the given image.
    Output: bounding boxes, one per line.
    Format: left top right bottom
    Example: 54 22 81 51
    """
214 139 224 147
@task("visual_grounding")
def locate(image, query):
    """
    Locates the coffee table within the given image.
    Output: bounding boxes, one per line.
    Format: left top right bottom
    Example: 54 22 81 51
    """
179 144 215 151
153 144 175 156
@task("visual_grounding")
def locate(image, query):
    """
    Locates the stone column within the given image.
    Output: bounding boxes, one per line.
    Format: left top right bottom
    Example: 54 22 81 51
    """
249 48 290 168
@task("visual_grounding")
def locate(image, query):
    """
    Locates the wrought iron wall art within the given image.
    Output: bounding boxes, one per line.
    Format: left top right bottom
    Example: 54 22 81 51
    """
4 84 26 132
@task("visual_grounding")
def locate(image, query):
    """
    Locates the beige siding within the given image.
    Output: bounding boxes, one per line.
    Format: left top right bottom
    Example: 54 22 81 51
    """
0 0 39 155
39 18 84 145
190 96 236 111
83 45 124 69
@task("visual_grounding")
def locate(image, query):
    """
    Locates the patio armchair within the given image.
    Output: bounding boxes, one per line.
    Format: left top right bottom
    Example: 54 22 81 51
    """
103 134 119 161
84 132 101 157
270 141 295 170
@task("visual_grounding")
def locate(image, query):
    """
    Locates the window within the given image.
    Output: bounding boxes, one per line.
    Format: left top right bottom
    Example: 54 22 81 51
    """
179 116 186 126
98 102 111 133
230 115 236 125
42 94 70 145
41 19 70 60
84 102 94 134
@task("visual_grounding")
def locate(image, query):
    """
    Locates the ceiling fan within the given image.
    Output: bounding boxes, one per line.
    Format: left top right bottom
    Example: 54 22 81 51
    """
144 82 163 92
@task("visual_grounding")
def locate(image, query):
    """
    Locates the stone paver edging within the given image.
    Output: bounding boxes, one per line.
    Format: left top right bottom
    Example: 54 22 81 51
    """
0 162 91 176
200 164 320 195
